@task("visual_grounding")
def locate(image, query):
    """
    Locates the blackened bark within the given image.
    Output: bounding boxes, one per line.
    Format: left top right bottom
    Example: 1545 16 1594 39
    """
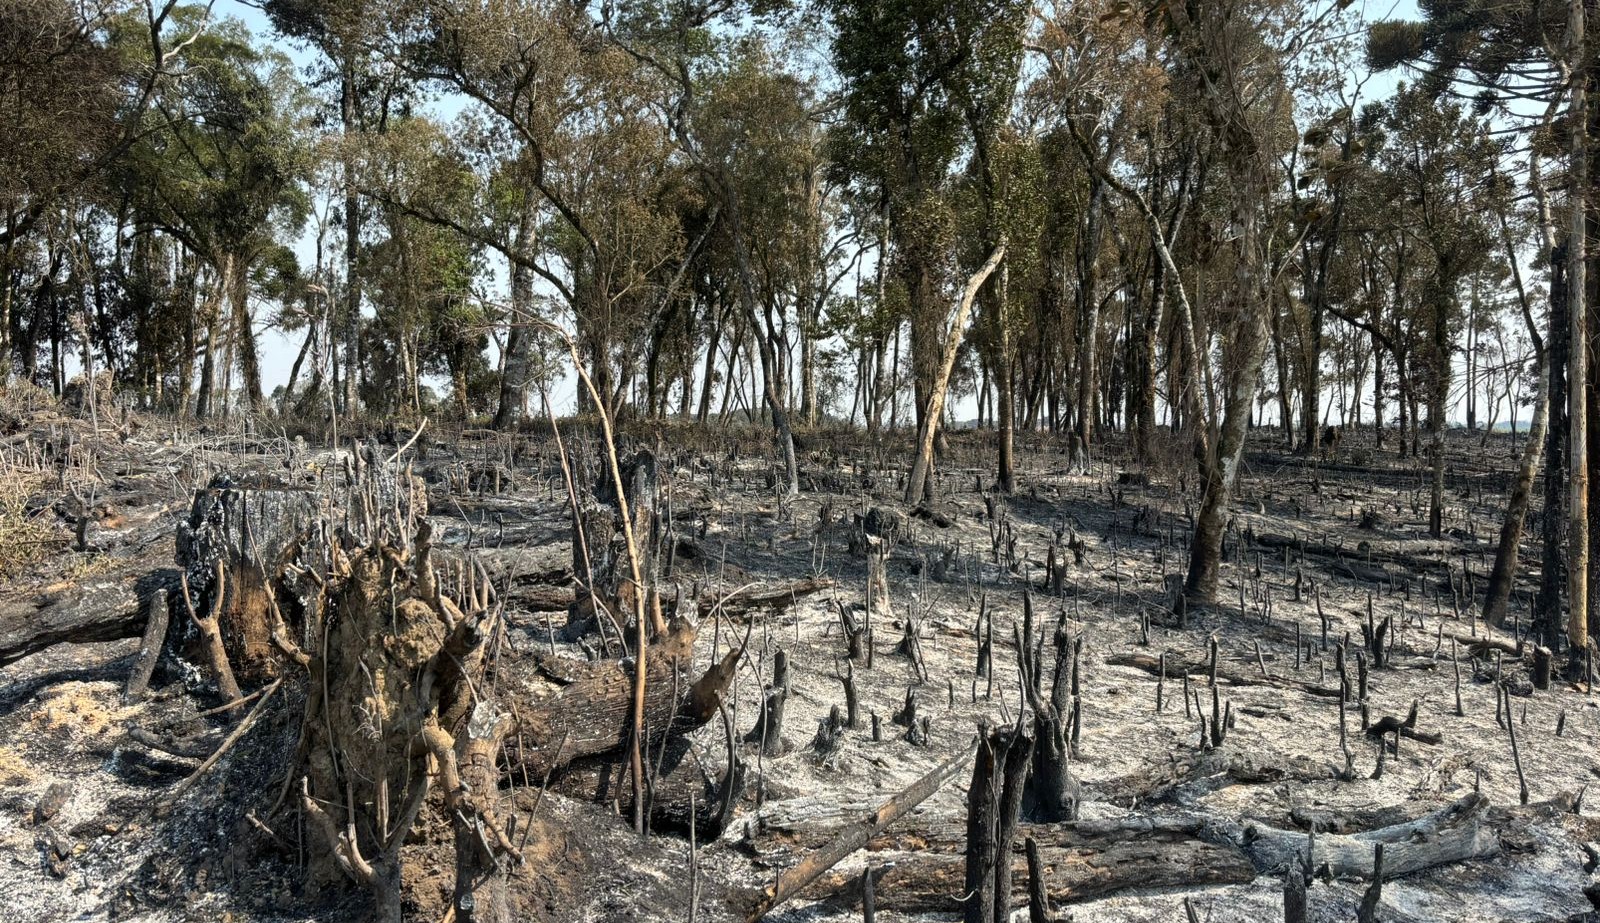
1537 243 1570 647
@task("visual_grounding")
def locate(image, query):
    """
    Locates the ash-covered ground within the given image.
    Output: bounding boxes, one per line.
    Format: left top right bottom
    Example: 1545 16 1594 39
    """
2 413 1598 923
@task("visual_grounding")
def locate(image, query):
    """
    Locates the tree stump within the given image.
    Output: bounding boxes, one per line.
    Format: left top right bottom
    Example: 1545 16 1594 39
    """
964 724 1033 923
567 449 660 641
175 472 327 687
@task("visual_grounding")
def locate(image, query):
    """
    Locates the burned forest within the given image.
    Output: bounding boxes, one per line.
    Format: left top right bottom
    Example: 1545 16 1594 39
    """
7 0 1600 922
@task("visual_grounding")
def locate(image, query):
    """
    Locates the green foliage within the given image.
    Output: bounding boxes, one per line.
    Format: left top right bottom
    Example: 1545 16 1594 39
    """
1364 1 1562 101
119 7 312 261
0 0 1557 442
1365 20 1430 72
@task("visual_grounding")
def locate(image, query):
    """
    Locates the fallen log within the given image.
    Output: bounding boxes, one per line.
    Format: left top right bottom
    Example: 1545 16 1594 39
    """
501 617 741 779
511 584 580 612
801 817 1256 914
0 568 177 667
507 577 836 625
1242 792 1497 879
1251 531 1446 589
1453 631 1524 659
697 576 835 618
728 741 975 922
1106 651 1338 702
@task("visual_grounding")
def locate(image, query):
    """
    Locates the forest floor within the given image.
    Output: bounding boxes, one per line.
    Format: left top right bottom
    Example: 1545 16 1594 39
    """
1 402 1598 923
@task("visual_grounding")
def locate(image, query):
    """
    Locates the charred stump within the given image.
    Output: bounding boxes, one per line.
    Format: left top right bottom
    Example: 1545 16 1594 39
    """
964 724 1033 923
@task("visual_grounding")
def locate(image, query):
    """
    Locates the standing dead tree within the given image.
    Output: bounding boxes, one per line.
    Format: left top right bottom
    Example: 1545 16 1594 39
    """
965 723 1033 923
1017 590 1082 822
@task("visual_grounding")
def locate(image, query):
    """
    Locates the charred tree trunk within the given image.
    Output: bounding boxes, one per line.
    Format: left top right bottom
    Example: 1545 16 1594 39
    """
1485 220 1556 627
1569 0 1591 653
746 648 790 757
995 264 1016 494
1539 245 1571 646
964 725 1033 923
176 473 328 688
1020 593 1080 822
493 198 538 430
1428 278 1452 540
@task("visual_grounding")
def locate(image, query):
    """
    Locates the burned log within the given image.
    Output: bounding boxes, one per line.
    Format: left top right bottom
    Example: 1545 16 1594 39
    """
0 569 175 667
729 741 976 922
696 576 835 619
803 816 1257 914
1241 792 1497 879
559 574 833 641
501 618 740 782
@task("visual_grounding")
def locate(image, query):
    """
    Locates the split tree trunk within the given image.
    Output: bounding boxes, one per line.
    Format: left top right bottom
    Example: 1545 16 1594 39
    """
964 725 1032 923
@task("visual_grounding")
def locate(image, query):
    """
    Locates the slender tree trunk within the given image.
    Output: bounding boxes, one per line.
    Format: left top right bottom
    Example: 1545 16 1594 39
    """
717 336 738 423
1484 353 1550 625
283 325 315 413
1570 0 1590 653
1073 176 1107 467
177 250 195 413
341 59 363 418
231 253 263 413
800 329 817 426
1466 287 1478 430
196 260 230 420
889 324 902 431
1270 291 1294 447
0 243 11 379
868 212 890 436
870 332 887 434
1539 243 1571 645
1137 253 1164 461
1186 207 1273 601
1428 283 1450 539
1301 308 1323 453
723 181 799 498
1372 330 1385 447
996 264 1016 493
906 242 1006 504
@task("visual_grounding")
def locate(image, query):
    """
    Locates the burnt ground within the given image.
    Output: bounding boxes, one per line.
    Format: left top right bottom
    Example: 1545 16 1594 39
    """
2 409 1599 923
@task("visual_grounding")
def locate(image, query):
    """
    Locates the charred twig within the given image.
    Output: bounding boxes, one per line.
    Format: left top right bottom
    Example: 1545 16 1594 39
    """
156 677 282 814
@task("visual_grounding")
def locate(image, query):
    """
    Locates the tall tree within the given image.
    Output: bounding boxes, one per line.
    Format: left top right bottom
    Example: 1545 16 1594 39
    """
828 0 1029 502
121 9 311 416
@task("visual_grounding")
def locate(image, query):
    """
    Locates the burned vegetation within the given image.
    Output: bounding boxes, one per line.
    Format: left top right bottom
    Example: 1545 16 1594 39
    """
0 404 1595 923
